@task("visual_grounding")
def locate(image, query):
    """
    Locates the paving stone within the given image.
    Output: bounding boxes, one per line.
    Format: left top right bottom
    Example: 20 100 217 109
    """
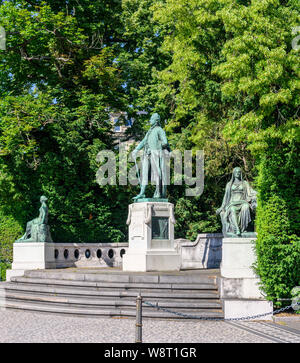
0 310 299 343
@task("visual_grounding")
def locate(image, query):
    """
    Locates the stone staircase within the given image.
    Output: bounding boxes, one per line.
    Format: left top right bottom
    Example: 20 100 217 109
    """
0 268 223 319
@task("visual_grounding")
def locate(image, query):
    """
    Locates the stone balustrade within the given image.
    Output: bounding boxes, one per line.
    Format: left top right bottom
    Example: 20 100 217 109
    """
53 242 129 269
7 233 224 281
175 233 223 269
54 233 223 269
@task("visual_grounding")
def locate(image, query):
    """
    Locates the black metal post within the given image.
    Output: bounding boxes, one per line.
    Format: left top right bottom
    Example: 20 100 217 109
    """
135 293 143 343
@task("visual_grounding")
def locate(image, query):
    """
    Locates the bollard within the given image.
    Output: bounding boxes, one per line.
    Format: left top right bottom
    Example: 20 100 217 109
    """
135 293 143 343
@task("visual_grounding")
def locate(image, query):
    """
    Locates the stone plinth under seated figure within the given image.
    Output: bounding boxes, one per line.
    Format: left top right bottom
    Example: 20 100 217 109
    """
220 236 273 320
122 202 181 272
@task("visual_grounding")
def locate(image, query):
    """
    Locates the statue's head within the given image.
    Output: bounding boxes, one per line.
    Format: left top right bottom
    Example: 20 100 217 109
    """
232 167 242 180
40 195 48 203
149 113 161 126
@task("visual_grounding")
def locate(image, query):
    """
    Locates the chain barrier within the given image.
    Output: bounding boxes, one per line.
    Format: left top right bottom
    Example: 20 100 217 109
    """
143 300 300 321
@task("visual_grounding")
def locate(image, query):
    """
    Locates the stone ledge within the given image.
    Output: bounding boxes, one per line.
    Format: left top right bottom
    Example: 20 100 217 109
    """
223 299 273 321
220 277 266 300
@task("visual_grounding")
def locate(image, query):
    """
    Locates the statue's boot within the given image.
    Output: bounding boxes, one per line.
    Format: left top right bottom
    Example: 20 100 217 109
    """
235 228 241 236
133 185 146 200
161 185 167 198
153 191 161 198
18 224 31 241
153 185 161 198
17 234 26 242
233 220 241 236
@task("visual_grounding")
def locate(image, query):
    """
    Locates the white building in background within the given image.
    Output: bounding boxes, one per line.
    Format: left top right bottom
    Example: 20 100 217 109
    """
109 112 136 151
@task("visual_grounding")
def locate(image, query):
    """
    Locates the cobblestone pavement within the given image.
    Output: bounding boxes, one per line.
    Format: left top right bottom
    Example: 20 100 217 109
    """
0 310 299 343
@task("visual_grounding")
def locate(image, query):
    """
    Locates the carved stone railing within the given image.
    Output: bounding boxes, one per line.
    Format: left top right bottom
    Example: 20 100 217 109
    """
175 233 223 269
53 242 128 269
7 233 223 280
53 234 223 269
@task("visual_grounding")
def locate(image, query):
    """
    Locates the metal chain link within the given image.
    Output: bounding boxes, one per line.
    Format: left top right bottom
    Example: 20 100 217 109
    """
143 300 300 321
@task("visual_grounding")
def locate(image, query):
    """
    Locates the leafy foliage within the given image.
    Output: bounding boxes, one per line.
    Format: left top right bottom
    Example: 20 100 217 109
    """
0 210 21 280
0 0 129 245
254 145 300 305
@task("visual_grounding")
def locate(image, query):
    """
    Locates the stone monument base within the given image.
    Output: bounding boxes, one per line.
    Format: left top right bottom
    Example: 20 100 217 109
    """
6 242 56 281
221 237 258 278
220 237 273 320
222 300 273 320
122 201 181 272
123 249 180 272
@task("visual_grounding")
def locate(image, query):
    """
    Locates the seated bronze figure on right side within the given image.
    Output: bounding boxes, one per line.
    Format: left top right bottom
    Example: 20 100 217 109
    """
216 167 257 238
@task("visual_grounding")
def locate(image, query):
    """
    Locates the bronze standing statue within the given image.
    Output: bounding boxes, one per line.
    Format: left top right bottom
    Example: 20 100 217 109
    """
132 113 170 200
216 167 257 237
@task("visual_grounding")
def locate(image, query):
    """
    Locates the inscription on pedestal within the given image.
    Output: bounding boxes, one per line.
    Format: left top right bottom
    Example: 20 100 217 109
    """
152 217 169 240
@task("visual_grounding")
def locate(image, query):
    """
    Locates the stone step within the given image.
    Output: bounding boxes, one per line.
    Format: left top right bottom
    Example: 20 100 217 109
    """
4 282 220 300
10 276 218 291
2 269 223 319
2 291 222 309
0 299 224 319
23 269 218 285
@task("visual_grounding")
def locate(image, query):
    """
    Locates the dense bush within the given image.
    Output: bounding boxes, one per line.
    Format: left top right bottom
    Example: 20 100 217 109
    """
0 261 11 281
254 144 300 306
0 210 22 280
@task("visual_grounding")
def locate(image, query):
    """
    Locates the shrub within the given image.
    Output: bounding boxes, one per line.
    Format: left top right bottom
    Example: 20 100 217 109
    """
0 209 22 280
254 146 300 307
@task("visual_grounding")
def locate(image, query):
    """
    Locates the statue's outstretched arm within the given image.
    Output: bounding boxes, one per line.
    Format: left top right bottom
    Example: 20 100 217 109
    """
134 135 146 152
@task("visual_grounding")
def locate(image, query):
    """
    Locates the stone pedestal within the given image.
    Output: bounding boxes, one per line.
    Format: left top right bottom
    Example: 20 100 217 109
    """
6 242 56 281
221 237 257 278
122 202 181 272
220 237 273 320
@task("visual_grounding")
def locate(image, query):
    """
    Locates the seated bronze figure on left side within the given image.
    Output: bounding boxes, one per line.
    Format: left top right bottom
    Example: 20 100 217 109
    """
17 195 53 243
